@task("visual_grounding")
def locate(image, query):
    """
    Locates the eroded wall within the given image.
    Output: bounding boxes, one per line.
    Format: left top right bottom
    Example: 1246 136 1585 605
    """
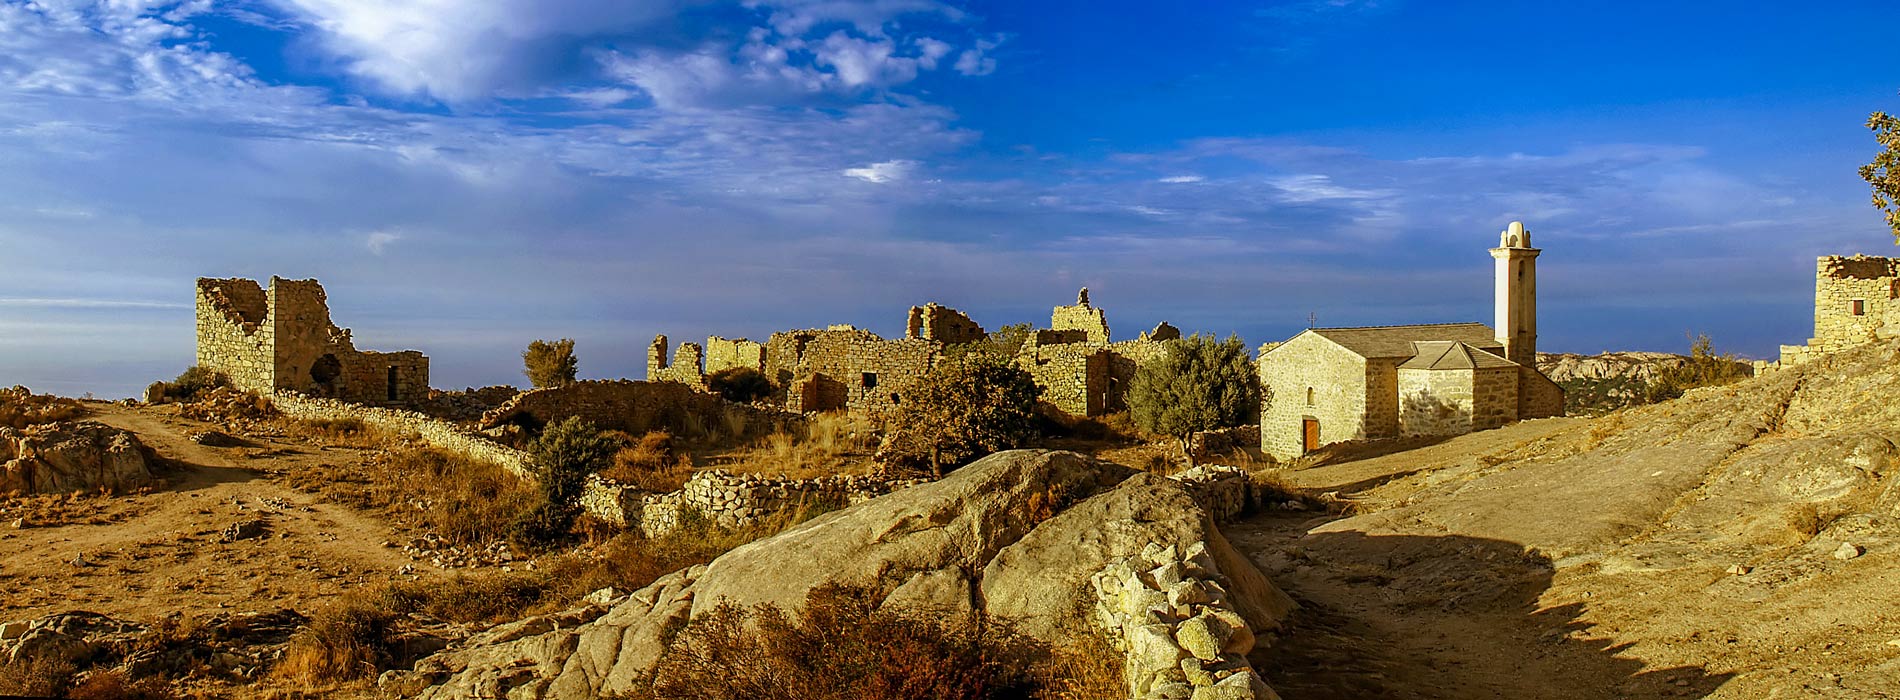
763 329 939 417
196 277 429 405
906 303 986 345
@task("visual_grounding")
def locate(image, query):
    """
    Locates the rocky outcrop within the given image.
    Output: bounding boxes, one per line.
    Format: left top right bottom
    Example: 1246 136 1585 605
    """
0 421 157 495
1535 351 1687 383
579 470 928 535
393 450 1294 700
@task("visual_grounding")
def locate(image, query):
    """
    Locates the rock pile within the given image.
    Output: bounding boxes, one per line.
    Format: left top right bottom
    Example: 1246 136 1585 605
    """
1090 541 1275 700
0 421 157 495
583 469 928 535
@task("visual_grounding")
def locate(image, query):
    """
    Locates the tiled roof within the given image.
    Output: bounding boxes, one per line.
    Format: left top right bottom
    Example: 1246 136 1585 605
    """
1306 322 1503 359
1399 340 1520 370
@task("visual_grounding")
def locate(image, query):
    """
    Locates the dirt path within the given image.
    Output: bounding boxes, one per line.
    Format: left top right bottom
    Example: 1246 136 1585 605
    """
0 403 413 623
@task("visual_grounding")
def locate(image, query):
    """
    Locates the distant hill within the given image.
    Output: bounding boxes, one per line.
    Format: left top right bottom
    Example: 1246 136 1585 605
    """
1537 350 1752 415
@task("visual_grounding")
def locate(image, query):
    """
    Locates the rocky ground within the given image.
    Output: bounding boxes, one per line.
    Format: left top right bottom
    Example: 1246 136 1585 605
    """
8 340 1900 699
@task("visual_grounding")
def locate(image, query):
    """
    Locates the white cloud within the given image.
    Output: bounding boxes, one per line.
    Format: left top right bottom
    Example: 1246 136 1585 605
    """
1158 175 1205 184
953 37 999 76
843 159 917 183
366 231 402 254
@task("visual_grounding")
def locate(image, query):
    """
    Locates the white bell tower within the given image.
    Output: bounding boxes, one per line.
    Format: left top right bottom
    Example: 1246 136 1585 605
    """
1490 221 1540 367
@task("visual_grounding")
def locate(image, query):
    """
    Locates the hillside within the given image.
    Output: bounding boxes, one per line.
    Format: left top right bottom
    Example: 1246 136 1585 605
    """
1237 339 1900 698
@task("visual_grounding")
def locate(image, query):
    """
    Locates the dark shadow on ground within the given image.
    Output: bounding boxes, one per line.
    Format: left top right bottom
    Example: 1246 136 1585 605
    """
1236 516 1733 699
1290 435 1457 470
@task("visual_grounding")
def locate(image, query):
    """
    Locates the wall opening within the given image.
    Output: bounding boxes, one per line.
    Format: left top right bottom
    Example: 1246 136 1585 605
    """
310 354 342 386
1306 387 1315 406
1302 417 1320 453
1852 299 1866 316
387 366 399 401
861 372 878 390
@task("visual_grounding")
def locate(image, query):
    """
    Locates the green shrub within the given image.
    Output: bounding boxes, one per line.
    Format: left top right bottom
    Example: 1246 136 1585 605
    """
165 365 228 402
523 338 579 389
511 417 619 549
945 323 1035 360
707 367 775 404
1127 334 1261 467
876 353 1041 476
1642 334 1752 404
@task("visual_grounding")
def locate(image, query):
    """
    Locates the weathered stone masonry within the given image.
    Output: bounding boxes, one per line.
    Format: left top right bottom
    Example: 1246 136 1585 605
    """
1768 255 1900 371
196 277 428 406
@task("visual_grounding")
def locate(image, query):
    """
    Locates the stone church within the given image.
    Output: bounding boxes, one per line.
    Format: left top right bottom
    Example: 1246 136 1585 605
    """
1258 222 1565 460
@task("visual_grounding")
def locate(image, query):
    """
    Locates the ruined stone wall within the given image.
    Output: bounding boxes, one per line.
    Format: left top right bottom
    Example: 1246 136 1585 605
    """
196 277 429 406
763 329 939 417
196 279 275 393
1259 334 1366 461
480 380 801 439
905 303 986 345
703 336 765 375
1812 255 1900 350
1088 539 1275 699
580 470 927 534
647 336 708 389
1051 302 1111 344
272 392 530 478
1020 345 1109 416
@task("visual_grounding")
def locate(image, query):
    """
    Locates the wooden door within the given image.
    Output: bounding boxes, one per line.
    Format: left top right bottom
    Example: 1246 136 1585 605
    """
1302 418 1320 453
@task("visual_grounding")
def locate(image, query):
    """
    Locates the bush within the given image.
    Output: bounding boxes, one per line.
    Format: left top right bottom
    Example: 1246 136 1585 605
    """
945 323 1035 360
1642 334 1752 404
876 353 1042 476
511 417 620 549
273 591 404 684
66 670 181 700
1126 334 1261 467
631 584 1051 700
707 367 775 404
600 431 694 491
153 365 228 403
523 338 579 389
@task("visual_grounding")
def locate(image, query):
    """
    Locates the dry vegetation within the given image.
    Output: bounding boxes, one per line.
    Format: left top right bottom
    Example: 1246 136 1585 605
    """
279 429 538 548
701 411 880 479
625 583 1125 700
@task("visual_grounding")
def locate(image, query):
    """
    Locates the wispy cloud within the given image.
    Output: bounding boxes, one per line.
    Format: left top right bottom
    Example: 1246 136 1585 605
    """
366 231 402 254
0 298 189 309
843 159 917 184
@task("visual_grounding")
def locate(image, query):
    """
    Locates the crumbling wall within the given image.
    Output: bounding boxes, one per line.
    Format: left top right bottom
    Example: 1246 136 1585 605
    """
195 277 430 406
1812 255 1900 350
273 393 530 478
647 336 708 389
704 336 765 375
480 380 801 440
1051 301 1111 344
763 329 939 417
905 303 986 345
1020 344 1109 416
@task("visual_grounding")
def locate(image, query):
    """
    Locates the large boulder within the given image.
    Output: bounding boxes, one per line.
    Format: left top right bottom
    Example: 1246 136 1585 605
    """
396 450 1294 700
0 421 157 495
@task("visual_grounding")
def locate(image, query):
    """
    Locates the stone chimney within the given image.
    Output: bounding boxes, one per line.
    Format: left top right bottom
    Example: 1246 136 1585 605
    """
1490 221 1540 367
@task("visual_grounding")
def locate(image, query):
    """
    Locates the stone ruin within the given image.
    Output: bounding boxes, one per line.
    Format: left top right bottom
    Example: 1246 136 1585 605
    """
1763 254 1900 372
196 277 428 406
646 291 1183 419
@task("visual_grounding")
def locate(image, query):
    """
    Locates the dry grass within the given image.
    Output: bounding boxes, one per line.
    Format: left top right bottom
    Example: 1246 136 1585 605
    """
66 669 183 700
0 487 157 525
600 431 696 491
713 411 878 479
628 584 1057 700
282 445 538 547
285 416 381 448
0 386 85 430
0 653 78 697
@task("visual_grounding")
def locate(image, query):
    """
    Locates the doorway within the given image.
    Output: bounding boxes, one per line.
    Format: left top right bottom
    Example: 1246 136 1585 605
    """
1302 418 1320 453
387 366 399 402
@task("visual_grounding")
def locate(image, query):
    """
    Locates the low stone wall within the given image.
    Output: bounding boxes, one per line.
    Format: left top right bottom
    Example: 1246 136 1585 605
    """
1169 465 1251 524
479 380 801 442
1089 540 1277 700
272 392 531 479
582 470 927 536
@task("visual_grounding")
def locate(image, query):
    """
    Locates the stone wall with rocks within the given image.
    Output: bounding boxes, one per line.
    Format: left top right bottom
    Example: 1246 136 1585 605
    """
765 328 940 417
1089 540 1278 700
1519 367 1565 420
272 392 531 479
1168 465 1252 524
583 469 927 536
906 303 986 344
1020 343 1109 416
479 380 801 442
1052 297 1112 344
1770 255 1900 372
196 277 429 406
646 336 708 389
704 336 766 375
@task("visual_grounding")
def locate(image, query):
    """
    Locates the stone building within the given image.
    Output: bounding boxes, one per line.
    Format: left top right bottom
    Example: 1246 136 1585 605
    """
195 277 428 405
1015 288 1180 416
1257 222 1564 460
1769 254 1900 369
649 304 985 418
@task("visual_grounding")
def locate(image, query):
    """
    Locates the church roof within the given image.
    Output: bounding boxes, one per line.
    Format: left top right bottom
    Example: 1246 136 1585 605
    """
1305 322 1504 360
1399 340 1520 370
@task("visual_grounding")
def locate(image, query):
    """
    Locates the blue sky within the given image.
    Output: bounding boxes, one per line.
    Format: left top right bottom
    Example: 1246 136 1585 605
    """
1 0 1896 398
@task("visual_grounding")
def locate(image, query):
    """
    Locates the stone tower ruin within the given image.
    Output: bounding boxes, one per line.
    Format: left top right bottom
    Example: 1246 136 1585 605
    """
195 277 429 405
1490 221 1540 368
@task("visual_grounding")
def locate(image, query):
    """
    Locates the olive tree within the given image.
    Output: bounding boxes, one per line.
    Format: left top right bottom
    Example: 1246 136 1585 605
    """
1862 109 1900 243
1126 334 1261 467
523 338 579 389
876 353 1042 477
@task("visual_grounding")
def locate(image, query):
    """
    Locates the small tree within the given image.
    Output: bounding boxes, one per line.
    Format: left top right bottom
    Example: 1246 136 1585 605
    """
1126 334 1261 467
946 323 1035 360
523 338 579 389
1642 334 1752 404
707 367 775 404
876 353 1042 477
1861 110 1900 243
511 416 619 548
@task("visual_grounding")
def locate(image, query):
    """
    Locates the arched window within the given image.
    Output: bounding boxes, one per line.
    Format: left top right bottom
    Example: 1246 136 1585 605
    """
1306 387 1316 406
